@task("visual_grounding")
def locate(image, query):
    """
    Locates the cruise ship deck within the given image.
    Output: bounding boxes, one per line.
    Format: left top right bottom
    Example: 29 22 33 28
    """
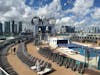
2 41 100 75
0 0 100 75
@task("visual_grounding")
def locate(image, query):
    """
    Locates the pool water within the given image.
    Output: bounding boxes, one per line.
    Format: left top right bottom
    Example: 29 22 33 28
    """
70 47 96 57
58 44 99 57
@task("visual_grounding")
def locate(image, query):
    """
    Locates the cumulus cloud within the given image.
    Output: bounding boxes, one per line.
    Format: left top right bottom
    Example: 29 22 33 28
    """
0 0 33 22
36 0 62 18
67 0 94 16
91 7 100 19
29 0 34 6
56 17 74 25
0 0 62 21
0 0 99 29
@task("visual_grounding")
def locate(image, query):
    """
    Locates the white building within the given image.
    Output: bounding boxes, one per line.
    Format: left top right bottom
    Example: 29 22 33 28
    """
48 36 70 49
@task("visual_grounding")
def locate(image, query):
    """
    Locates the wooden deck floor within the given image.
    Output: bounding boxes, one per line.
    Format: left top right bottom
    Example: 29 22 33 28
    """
7 44 37 75
6 43 100 75
26 43 79 75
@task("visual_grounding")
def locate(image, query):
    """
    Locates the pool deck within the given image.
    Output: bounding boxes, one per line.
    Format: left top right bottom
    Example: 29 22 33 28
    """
7 44 37 75
26 43 78 75
56 47 86 62
6 43 100 75
55 47 99 69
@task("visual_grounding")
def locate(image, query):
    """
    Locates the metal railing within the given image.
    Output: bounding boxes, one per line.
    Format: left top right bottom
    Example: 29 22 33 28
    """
0 67 9 75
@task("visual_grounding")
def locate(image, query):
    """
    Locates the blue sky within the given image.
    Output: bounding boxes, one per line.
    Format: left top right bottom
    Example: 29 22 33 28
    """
94 0 100 7
24 0 100 27
25 0 75 10
25 0 100 10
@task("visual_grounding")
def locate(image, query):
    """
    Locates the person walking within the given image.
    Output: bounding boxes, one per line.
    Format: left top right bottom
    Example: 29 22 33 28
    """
13 47 16 54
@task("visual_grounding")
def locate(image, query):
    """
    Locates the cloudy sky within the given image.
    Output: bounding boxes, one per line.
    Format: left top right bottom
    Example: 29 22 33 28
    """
0 0 100 27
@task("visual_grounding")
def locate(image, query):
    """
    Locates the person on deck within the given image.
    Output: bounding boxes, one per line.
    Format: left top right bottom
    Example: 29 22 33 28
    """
13 47 16 54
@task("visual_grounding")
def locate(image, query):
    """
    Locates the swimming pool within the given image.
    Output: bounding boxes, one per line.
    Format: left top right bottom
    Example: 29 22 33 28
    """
58 44 100 57
70 47 96 57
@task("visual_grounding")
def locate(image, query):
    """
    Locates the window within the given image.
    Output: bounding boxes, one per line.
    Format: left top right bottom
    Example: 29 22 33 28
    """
57 40 68 44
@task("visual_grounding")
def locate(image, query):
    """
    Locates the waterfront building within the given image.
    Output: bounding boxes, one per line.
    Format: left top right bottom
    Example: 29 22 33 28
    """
61 26 75 33
71 33 100 43
4 21 10 33
0 22 3 35
0 20 23 35
18 21 22 33
12 20 17 33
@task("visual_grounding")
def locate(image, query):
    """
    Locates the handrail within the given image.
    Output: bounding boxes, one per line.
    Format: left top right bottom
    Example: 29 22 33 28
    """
0 67 9 75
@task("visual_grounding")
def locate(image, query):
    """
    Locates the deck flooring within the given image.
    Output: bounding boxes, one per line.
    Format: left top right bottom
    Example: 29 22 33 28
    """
7 44 37 75
6 43 100 75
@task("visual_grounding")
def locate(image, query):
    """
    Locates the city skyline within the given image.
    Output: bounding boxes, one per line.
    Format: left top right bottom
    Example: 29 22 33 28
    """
0 0 100 28
0 20 22 35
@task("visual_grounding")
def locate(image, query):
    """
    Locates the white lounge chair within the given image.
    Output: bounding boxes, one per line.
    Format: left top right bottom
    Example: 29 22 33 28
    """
37 68 52 75
31 66 37 70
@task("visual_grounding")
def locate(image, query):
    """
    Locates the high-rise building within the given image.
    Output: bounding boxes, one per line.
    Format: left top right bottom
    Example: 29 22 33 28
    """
12 20 18 34
65 26 75 33
0 22 3 35
61 26 75 33
85 26 100 33
4 21 10 33
14 24 17 33
92 27 100 33
12 20 15 33
19 21 22 33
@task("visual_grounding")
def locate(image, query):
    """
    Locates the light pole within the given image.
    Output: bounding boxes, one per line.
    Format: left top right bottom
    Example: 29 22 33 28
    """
38 27 42 41
45 26 49 41
83 46 86 65
85 47 90 68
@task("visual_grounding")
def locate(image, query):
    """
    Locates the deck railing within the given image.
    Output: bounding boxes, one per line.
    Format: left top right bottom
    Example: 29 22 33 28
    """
0 67 9 75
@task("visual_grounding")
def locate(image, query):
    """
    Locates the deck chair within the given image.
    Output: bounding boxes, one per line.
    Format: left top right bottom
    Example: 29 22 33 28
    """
52 53 56 62
48 52 53 60
65 58 70 68
78 63 85 74
37 68 52 75
55 53 59 63
70 60 76 69
71 60 77 71
56 55 60 64
62 57 67 66
58 56 63 66
46 63 52 69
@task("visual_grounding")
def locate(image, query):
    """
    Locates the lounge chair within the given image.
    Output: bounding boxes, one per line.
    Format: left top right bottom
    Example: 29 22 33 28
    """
70 60 76 69
58 55 64 66
72 61 77 71
65 58 70 68
78 63 86 74
37 68 52 75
